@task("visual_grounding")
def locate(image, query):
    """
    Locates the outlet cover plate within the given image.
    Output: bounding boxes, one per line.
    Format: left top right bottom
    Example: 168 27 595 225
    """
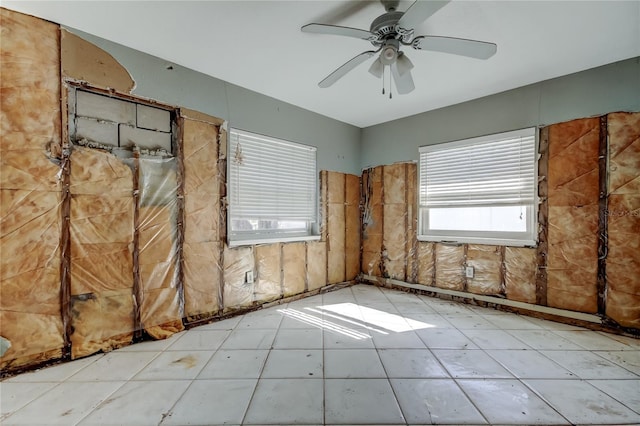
246 271 254 284
465 266 474 278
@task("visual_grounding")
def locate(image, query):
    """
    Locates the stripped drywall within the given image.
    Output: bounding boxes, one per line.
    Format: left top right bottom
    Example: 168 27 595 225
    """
361 112 640 334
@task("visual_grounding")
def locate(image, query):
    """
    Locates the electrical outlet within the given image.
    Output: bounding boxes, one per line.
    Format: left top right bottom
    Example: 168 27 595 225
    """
465 266 474 278
246 270 254 284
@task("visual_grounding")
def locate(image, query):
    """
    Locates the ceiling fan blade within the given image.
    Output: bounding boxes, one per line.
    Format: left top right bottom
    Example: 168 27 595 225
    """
396 52 414 76
301 23 374 41
397 0 450 31
319 51 377 88
368 57 384 78
391 62 415 94
413 36 497 59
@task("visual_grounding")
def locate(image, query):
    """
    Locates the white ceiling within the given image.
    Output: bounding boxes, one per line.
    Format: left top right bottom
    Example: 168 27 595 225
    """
4 1 640 128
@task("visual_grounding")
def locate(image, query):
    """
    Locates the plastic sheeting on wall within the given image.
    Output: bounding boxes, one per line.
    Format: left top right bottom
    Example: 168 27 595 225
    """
547 117 600 313
283 242 307 296
434 244 465 291
255 243 282 302
0 8 64 370
606 112 640 328
69 147 135 358
182 117 221 320
223 246 255 312
466 245 503 295
416 242 435 286
504 247 537 303
138 157 183 339
307 241 327 291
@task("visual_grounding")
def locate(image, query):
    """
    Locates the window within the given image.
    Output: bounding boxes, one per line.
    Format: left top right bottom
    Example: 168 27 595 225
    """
228 128 319 246
418 128 537 246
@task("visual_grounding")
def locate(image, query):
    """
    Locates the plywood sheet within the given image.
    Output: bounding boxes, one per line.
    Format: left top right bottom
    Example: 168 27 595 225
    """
383 163 406 204
326 172 345 204
283 242 306 297
307 241 327 292
223 246 254 311
606 112 640 327
0 311 63 370
180 108 225 126
434 244 464 291
504 247 537 303
61 29 135 93
255 243 282 303
383 203 406 280
608 112 640 195
69 290 135 359
183 241 221 319
548 117 599 206
417 242 434 286
69 147 133 197
466 245 502 295
327 203 346 284
182 118 219 196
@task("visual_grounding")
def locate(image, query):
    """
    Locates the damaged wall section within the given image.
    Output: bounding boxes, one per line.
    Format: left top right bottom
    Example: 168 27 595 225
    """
0 8 64 369
362 113 639 333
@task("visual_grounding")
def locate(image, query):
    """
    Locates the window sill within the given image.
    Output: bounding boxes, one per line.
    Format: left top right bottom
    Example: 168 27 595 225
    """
417 235 536 248
228 234 321 248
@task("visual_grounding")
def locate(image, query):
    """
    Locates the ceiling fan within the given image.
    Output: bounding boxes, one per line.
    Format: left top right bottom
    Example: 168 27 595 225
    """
301 0 497 96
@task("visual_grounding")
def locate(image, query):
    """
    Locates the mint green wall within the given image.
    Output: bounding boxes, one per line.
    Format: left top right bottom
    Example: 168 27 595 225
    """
68 25 639 175
68 28 363 176
360 57 640 169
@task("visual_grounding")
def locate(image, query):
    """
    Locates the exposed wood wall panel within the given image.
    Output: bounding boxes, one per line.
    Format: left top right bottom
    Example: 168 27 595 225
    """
362 168 382 276
61 29 134 93
382 164 407 280
326 172 346 284
466 245 502 295
283 242 306 297
223 246 254 312
434 244 465 290
547 118 599 313
504 247 537 303
606 112 640 328
345 174 360 281
0 8 63 369
255 244 282 302
307 241 327 291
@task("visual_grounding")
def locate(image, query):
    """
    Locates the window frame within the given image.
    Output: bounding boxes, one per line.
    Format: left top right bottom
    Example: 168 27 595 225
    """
418 127 539 247
227 127 320 247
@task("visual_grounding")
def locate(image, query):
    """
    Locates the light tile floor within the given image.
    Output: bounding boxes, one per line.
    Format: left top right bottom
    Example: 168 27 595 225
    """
2 284 639 425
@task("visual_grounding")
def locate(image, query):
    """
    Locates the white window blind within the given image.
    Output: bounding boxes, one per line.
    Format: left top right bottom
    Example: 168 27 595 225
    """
418 128 537 246
228 128 318 244
419 128 536 209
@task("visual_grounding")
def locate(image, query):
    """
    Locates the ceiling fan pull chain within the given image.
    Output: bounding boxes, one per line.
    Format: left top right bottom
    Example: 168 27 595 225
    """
382 66 386 95
389 67 393 99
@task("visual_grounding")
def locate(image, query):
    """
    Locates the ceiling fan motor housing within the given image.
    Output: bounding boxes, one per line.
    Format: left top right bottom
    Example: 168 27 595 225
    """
370 11 405 41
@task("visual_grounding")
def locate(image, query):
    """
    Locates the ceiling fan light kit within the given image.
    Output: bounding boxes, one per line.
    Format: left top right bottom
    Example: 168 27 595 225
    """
301 0 497 96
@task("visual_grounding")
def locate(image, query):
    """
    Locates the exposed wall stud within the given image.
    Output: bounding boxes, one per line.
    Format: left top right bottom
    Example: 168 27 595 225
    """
597 115 609 315
536 127 549 306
